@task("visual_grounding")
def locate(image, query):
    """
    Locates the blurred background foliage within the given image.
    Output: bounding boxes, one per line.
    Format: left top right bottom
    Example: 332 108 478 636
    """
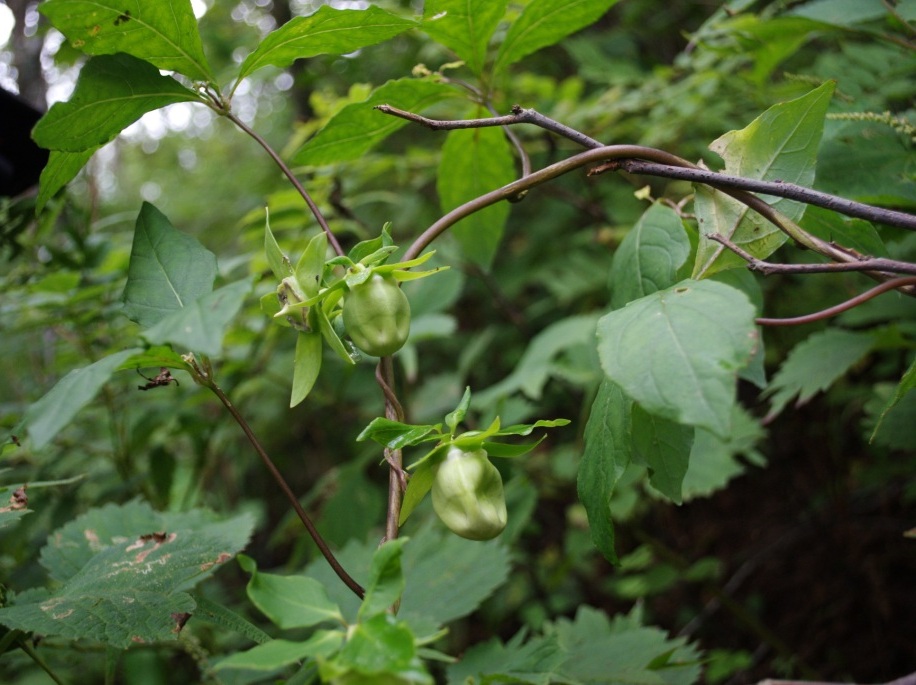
1 0 914 682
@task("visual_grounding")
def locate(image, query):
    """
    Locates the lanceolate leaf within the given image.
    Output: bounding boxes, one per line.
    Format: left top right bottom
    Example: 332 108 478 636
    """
0 501 253 648
291 331 323 407
292 78 458 166
578 379 632 565
237 5 416 82
422 0 509 74
23 348 142 449
32 54 201 153
437 123 516 269
122 202 218 327
609 202 690 309
40 0 214 82
36 147 99 212
493 0 621 74
597 280 757 437
693 81 835 277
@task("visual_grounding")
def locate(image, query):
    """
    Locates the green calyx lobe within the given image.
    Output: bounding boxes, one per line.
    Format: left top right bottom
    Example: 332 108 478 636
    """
431 446 508 541
343 273 410 357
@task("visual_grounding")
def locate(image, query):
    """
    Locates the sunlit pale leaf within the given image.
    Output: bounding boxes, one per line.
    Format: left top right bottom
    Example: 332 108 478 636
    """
40 0 214 81
493 0 620 74
597 280 757 436
122 202 217 327
237 5 416 82
292 78 458 166
693 81 835 277
32 54 200 153
24 348 142 449
422 0 509 74
578 379 632 565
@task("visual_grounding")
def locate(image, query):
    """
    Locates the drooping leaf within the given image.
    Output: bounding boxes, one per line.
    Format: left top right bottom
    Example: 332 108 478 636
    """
597 280 757 437
358 539 407 621
142 280 251 357
493 0 620 74
578 379 632 565
437 122 516 270
0 501 253 648
631 404 694 505
692 81 835 277
764 328 875 419
122 202 217 327
213 633 343 673
32 54 200 153
24 348 142 449
398 461 437 526
609 202 691 309
292 79 458 166
422 0 509 74
264 216 294 281
869 356 916 443
36 147 99 212
237 555 343 630
291 331 323 407
40 0 214 82
237 5 416 82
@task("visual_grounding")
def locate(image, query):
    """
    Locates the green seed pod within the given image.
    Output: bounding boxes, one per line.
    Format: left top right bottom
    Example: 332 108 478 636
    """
342 273 410 357
431 446 508 541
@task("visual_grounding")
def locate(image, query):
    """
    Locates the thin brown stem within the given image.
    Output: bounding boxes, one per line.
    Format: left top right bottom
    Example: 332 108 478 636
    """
224 111 344 257
756 277 916 326
376 357 405 542
188 357 364 599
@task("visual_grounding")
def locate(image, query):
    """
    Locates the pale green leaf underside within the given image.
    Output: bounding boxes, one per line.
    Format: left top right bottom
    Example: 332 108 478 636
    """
238 5 416 82
494 0 620 73
292 78 458 166
693 81 835 277
32 54 200 153
422 0 509 74
0 501 253 648
437 124 516 270
40 0 213 82
597 279 757 437
37 147 99 212
24 348 142 449
122 202 218 328
631 404 693 505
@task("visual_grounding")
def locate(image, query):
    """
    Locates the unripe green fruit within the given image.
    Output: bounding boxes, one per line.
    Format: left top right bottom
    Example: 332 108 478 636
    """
431 446 508 541
343 274 410 357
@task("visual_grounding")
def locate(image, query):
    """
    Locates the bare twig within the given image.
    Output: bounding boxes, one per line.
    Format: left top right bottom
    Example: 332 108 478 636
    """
188 356 365 599
709 233 916 276
224 111 344 257
376 356 406 543
756 277 916 326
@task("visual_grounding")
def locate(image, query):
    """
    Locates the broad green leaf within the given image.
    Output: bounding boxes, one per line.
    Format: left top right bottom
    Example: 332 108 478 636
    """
296 232 329 298
291 331 323 407
764 329 874 419
801 206 887 258
117 345 190 371
476 314 601 404
32 54 200 153
142 280 251 357
446 632 566 685
693 81 835 278
213 633 343 672
357 417 442 450
0 501 253 648
358 539 407 621
398 529 510 631
597 280 757 437
40 0 213 82
36 147 98 212
24 348 142 449
437 123 516 270
610 202 691 309
189 593 271 645
870 356 916 443
122 202 217 327
631 405 694 505
422 0 509 74
334 613 418 676
682 406 766 500
238 555 343 629
578 380 632 565
237 5 416 82
493 0 620 74
786 0 888 26
292 78 458 166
